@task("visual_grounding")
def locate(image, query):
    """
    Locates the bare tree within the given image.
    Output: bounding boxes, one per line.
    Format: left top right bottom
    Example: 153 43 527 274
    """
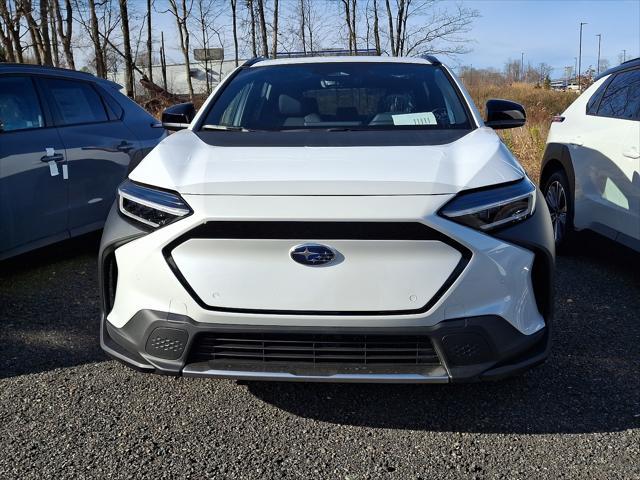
39 0 53 64
20 0 53 65
285 0 325 53
230 0 238 65
84 0 107 76
71 0 120 76
271 0 278 57
246 0 257 57
51 0 74 68
192 0 222 94
384 1 479 57
0 0 17 62
49 1 60 66
384 0 394 55
504 58 520 83
372 0 381 54
117 0 134 96
298 0 305 53
340 0 357 53
256 0 268 56
166 0 194 99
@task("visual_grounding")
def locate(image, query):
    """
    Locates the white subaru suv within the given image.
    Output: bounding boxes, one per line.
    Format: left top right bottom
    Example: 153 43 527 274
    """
541 58 640 252
100 55 554 383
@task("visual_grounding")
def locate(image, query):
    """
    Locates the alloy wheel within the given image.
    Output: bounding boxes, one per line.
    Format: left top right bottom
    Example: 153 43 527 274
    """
545 180 568 244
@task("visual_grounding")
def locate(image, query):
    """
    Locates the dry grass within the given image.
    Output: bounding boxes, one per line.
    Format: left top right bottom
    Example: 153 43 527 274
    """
467 83 578 180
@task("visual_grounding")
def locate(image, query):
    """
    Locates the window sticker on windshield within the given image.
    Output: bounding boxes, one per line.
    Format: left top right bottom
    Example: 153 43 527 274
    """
391 112 437 126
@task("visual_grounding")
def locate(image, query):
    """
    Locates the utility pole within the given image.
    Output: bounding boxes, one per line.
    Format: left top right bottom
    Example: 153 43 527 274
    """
622 49 627 62
578 22 587 92
596 34 601 74
521 52 525 82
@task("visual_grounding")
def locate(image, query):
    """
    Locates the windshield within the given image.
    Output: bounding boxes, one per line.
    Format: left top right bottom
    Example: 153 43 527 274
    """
200 63 472 132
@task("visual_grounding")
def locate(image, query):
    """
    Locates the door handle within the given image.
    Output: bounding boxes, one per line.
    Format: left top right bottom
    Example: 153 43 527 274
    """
116 141 134 153
623 147 639 159
40 153 64 162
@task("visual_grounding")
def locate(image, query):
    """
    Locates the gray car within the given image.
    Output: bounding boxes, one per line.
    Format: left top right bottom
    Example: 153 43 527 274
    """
0 64 165 260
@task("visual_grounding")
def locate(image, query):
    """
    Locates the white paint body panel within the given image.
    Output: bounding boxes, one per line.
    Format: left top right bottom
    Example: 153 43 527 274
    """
130 128 524 196
171 238 461 312
109 57 545 339
547 75 640 242
108 195 544 336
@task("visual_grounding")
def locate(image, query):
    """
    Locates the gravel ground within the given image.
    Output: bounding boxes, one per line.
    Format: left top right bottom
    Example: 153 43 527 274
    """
0 232 638 480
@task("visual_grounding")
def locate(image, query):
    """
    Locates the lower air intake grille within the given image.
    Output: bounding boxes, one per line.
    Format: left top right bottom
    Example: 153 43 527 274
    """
103 252 118 314
187 332 440 366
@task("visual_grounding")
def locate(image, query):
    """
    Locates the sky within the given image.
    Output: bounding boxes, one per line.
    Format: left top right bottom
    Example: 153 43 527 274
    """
455 0 640 76
142 0 640 79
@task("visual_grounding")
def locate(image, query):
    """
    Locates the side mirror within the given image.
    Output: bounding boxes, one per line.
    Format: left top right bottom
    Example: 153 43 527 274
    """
485 99 526 129
161 102 196 131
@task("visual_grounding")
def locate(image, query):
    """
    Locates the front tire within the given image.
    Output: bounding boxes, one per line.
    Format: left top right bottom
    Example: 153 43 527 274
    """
543 170 573 252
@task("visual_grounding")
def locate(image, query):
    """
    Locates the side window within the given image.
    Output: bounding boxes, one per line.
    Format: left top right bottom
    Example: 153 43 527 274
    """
43 78 109 125
95 85 124 120
0 77 45 132
219 83 252 126
596 69 640 120
586 80 609 115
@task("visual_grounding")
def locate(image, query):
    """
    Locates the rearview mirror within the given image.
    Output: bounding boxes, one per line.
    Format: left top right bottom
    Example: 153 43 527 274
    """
485 99 526 129
161 103 196 131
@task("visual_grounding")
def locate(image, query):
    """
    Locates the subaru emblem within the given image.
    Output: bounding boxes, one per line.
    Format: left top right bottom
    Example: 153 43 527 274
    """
290 243 336 266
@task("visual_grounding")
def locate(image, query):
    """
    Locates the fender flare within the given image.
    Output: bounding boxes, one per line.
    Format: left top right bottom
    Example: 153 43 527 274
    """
539 143 576 194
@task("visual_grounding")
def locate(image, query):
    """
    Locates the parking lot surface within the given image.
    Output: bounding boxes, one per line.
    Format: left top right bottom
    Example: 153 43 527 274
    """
1 232 638 480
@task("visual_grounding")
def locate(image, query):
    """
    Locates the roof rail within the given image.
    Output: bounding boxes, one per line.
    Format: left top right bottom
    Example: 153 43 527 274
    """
0 62 95 77
421 55 441 66
272 49 381 59
242 57 267 67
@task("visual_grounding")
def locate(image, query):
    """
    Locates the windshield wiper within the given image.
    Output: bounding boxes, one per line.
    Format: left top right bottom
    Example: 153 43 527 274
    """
324 127 370 132
201 124 252 132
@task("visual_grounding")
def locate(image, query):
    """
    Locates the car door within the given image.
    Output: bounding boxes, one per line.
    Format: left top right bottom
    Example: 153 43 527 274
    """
0 75 68 257
38 76 140 235
572 68 640 242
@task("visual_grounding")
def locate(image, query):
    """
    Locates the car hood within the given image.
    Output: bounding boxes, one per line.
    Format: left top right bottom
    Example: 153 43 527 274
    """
129 128 525 196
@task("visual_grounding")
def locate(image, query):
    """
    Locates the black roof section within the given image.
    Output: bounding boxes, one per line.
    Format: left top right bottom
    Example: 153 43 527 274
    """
595 57 639 80
0 62 122 88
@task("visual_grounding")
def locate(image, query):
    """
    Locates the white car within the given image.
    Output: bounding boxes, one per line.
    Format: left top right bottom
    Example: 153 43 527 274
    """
100 55 554 383
541 58 640 252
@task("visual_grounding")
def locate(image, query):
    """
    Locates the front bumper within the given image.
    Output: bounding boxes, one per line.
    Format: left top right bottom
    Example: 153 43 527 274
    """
99 190 554 383
101 309 549 383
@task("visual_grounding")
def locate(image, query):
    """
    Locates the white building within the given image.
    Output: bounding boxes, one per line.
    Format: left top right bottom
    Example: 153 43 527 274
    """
112 59 243 98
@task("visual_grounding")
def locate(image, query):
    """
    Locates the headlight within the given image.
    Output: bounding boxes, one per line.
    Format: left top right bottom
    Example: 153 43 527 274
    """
440 178 536 231
118 179 192 228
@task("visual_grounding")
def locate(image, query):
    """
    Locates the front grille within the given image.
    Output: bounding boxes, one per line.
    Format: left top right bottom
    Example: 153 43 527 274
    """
163 221 472 317
173 221 453 241
187 332 440 366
